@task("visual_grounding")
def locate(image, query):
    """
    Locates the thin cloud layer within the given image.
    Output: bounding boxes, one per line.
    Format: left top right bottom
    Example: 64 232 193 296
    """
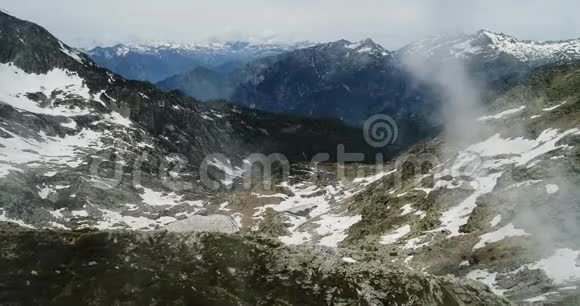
2 0 580 48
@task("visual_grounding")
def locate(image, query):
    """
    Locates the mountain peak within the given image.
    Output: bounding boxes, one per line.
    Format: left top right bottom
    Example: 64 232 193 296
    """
0 10 88 73
399 29 580 65
345 38 390 57
360 38 378 46
88 39 314 82
475 29 518 43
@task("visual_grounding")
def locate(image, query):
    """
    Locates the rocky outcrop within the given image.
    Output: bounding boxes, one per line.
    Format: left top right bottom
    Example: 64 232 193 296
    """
0 227 510 305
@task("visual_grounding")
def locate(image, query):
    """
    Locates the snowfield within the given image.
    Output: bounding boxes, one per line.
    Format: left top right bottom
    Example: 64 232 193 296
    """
0 63 93 116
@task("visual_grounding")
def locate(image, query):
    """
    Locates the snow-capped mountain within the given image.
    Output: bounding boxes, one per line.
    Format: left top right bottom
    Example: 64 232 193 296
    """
154 38 397 102
397 30 580 98
225 30 580 128
92 41 315 58
399 30 580 65
87 41 314 82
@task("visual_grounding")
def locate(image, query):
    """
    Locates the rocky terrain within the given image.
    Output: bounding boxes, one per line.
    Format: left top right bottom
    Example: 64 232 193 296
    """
0 226 510 305
1 9 580 305
219 62 580 305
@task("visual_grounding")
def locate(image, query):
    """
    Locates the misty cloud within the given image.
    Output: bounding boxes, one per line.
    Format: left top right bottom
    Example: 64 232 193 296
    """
2 0 580 48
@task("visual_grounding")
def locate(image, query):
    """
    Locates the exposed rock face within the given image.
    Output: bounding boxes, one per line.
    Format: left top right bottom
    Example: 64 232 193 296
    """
0 228 510 306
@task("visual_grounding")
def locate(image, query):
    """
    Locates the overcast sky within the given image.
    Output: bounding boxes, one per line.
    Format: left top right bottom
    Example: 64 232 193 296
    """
3 0 580 49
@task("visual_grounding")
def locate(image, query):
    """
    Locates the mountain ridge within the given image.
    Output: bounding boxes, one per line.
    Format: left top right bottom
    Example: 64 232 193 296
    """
398 29 580 65
87 40 315 82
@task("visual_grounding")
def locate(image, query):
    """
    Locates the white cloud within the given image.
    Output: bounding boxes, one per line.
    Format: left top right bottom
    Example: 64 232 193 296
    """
3 0 580 49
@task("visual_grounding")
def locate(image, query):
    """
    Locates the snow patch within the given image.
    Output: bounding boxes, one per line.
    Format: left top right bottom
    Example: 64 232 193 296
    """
473 223 529 249
138 186 203 207
342 257 357 263
490 215 502 227
437 172 502 237
403 236 430 250
380 224 411 245
543 100 567 112
466 269 506 295
207 158 244 186
467 128 579 165
0 63 92 116
546 184 560 194
525 248 580 284
524 292 559 303
0 129 104 176
0 209 35 228
58 41 85 64
315 214 361 248
478 106 525 121
400 204 415 216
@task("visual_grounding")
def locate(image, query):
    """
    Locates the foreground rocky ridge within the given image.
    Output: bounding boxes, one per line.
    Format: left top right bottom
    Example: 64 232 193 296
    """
0 226 509 305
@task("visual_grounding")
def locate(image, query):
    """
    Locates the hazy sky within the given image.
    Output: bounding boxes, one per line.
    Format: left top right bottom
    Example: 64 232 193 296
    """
2 0 580 49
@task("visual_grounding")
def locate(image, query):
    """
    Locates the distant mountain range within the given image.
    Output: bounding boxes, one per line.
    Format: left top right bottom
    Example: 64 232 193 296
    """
87 41 314 82
88 31 580 128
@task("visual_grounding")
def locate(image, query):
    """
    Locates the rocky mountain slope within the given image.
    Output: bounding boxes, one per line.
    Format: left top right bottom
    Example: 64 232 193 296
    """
156 65 239 101
87 41 313 83
214 62 580 304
